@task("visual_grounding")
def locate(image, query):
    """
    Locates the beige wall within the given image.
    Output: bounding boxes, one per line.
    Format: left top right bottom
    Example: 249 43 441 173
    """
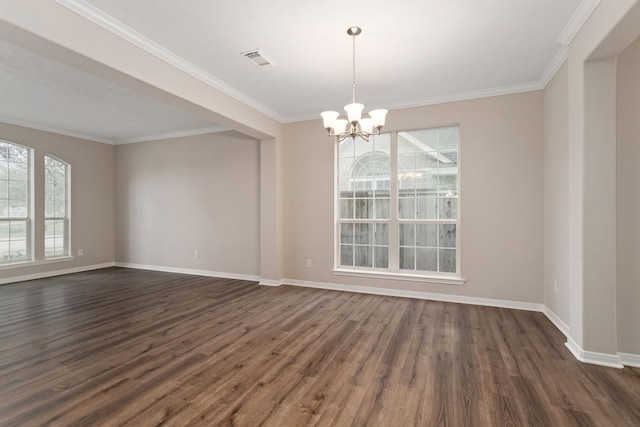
617 35 640 355
0 122 115 281
115 131 260 277
283 92 544 303
543 62 570 326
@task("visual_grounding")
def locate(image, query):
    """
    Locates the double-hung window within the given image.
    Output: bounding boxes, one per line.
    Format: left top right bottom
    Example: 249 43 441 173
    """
0 141 31 264
44 155 69 258
336 126 460 280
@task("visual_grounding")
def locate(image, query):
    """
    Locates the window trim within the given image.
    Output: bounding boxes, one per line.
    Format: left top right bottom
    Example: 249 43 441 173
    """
333 126 464 284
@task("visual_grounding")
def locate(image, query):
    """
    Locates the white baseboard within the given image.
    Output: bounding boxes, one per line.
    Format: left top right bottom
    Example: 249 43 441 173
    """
618 352 640 368
114 262 261 282
565 337 624 369
258 279 285 287
0 262 116 285
542 305 571 337
280 278 544 312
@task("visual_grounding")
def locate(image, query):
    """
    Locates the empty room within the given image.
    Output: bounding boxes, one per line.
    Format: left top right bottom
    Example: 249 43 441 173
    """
1 0 639 425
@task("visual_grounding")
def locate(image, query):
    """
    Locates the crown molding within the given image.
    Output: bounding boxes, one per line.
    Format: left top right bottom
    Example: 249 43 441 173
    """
0 116 115 144
540 46 569 88
53 0 596 129
115 126 228 145
54 0 285 123
284 80 545 124
557 0 602 46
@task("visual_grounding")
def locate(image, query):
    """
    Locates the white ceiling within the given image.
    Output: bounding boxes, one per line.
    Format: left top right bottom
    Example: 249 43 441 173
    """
0 0 595 144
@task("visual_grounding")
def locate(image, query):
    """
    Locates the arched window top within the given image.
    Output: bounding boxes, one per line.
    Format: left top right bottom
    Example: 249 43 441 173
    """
351 151 390 178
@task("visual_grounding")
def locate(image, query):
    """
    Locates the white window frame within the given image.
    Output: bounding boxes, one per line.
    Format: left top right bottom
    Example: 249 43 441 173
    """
333 126 464 285
44 154 70 259
0 140 33 265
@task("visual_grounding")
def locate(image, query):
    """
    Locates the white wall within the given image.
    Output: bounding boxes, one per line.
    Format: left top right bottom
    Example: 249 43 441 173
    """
283 92 544 304
115 131 260 277
617 35 640 355
0 122 115 282
543 62 571 328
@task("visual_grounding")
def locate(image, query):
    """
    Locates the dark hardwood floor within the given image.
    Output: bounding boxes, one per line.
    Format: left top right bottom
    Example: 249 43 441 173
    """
0 268 638 426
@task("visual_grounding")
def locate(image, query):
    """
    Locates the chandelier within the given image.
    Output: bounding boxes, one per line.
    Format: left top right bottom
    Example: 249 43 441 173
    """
321 26 388 142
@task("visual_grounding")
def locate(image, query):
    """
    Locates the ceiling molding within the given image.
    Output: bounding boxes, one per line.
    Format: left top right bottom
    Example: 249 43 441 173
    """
539 46 569 88
54 0 286 123
0 116 114 144
115 126 229 145
557 0 602 46
284 80 545 124
51 0 590 129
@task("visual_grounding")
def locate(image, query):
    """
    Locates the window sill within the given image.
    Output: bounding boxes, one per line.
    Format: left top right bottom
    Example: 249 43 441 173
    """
0 256 75 271
332 268 465 286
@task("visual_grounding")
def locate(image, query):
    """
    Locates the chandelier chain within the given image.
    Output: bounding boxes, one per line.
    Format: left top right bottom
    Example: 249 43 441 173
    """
352 33 356 104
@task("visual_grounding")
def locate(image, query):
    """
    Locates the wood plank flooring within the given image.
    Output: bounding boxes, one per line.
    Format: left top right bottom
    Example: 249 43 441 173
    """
0 267 638 426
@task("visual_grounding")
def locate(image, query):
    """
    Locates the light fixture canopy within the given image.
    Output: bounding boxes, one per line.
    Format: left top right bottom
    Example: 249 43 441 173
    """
321 26 388 142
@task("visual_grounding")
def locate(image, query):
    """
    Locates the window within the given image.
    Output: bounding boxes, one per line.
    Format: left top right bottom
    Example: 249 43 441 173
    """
336 126 459 278
44 155 69 258
0 141 31 263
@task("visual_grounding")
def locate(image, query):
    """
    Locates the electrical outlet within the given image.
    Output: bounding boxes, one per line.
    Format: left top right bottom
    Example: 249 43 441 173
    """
306 259 312 268
194 250 199 259
77 249 83 256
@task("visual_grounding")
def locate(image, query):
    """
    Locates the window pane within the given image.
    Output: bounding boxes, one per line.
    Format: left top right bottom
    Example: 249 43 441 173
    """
44 156 69 258
374 247 388 269
7 220 27 261
355 223 372 245
439 198 457 220
416 248 437 271
340 244 353 266
399 247 415 270
8 145 27 163
8 162 27 181
45 217 66 257
340 199 354 219
54 199 66 217
399 224 415 247
398 198 415 220
355 245 372 268
416 198 437 219
439 249 456 273
439 224 457 248
374 198 390 219
340 223 353 244
0 162 7 181
374 223 388 246
0 221 9 260
416 224 437 247
355 199 372 219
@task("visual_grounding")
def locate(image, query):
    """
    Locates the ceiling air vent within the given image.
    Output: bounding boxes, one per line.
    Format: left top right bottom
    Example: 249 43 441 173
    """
242 49 275 67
